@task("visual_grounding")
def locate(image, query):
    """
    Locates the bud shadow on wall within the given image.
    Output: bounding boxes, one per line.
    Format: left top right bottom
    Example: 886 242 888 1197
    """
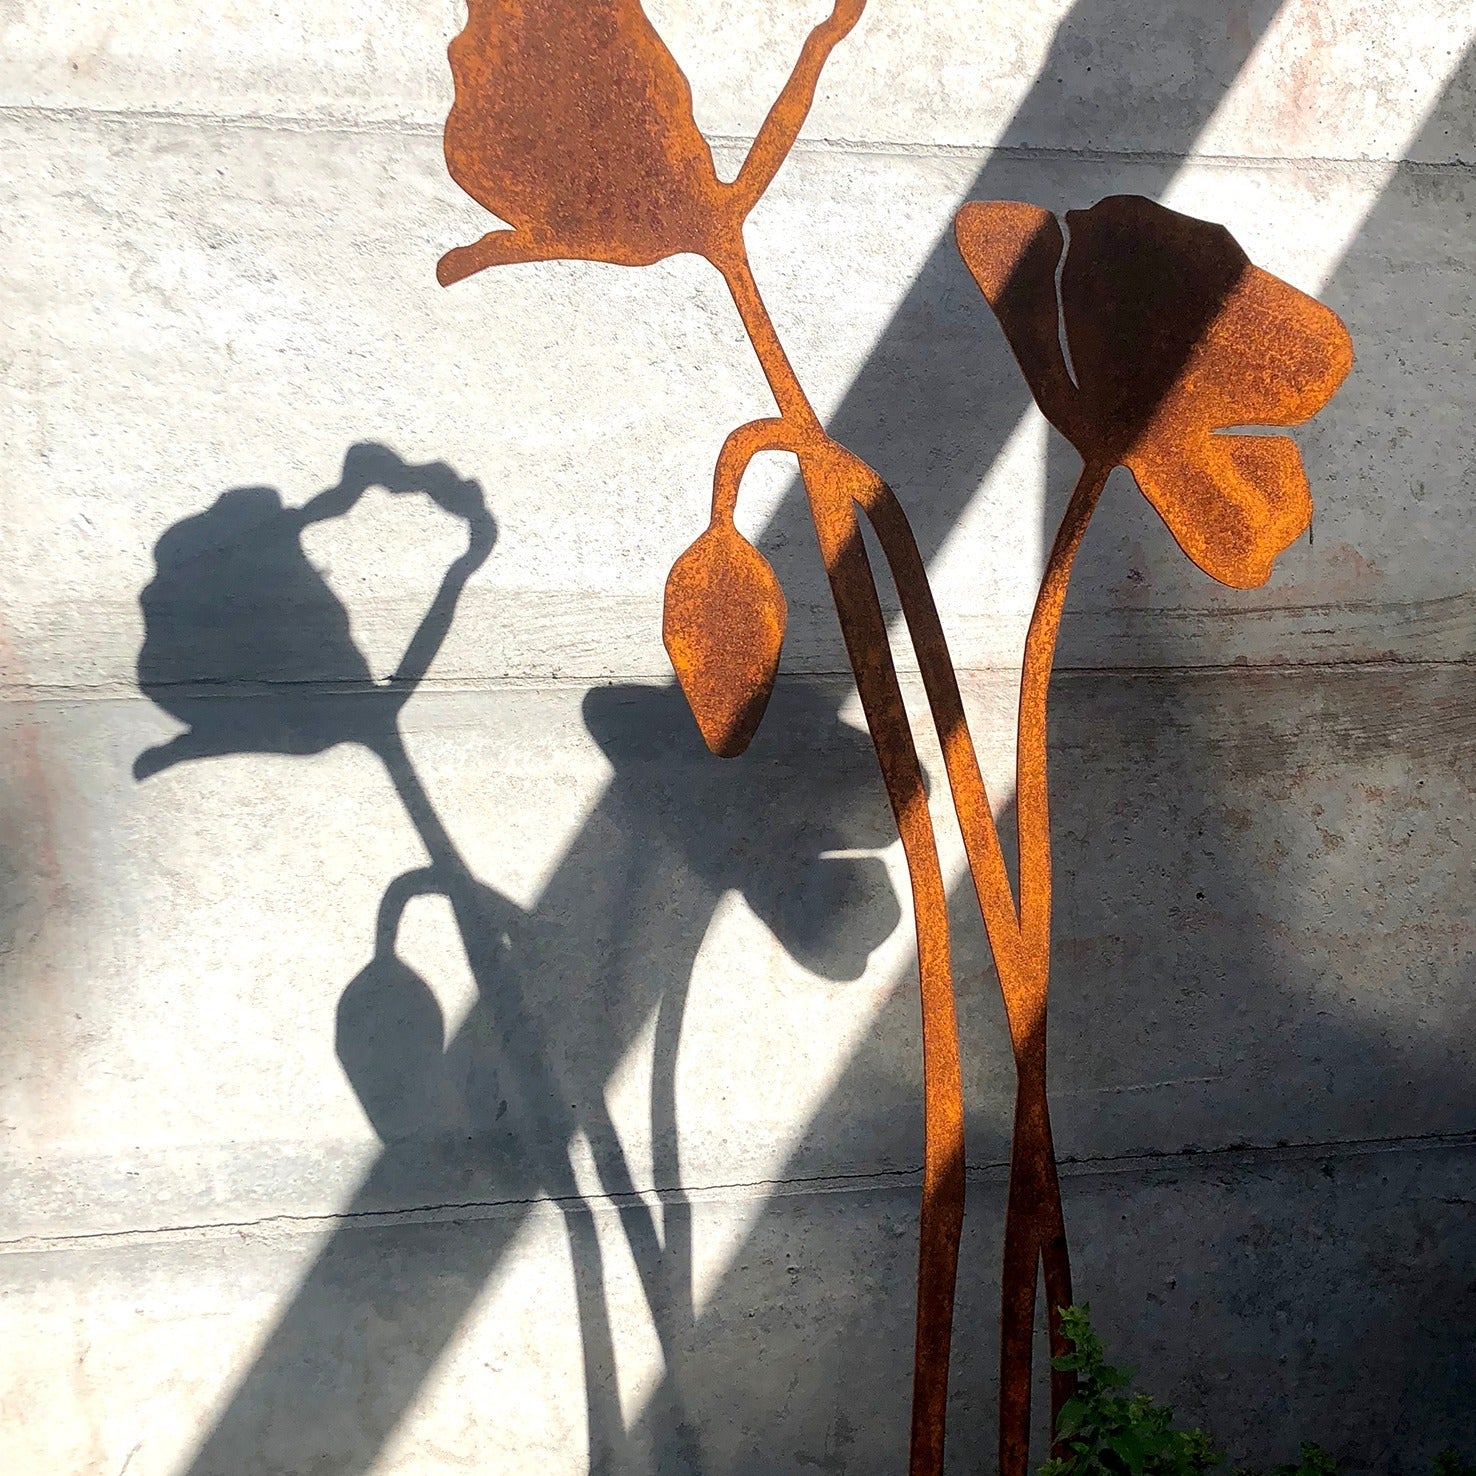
132 7 1475 1476
147 2 1306 1468
133 443 905 1474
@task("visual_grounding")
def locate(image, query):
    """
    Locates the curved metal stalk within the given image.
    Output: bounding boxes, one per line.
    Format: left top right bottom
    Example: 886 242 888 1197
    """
718 242 965 1476
997 460 1109 1476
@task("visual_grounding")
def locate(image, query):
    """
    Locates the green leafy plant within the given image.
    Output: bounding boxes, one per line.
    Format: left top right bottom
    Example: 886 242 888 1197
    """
1257 1445 1340 1476
1041 1307 1471 1476
1040 1305 1220 1476
1433 1454 1476 1476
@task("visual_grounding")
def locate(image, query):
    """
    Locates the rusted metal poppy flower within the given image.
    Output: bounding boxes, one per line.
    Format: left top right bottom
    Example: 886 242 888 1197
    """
955 193 1352 1476
438 0 865 285
955 194 1353 588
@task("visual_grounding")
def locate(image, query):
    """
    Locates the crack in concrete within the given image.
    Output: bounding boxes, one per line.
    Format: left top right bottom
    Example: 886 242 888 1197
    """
5 1127 1471 1256
2 652 1473 707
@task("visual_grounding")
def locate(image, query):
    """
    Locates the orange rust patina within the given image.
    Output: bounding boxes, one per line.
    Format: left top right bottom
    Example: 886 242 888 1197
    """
956 194 1352 1476
437 6 1352 1473
439 8 966 1472
439 0 866 284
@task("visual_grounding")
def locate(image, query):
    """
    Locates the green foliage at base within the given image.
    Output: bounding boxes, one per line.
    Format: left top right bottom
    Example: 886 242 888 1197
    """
1038 1305 1220 1476
1038 1305 1470 1476
1262 1445 1340 1476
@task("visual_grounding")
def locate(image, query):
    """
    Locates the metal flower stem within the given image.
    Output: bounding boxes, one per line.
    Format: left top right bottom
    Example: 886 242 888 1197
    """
996 459 1109 1475
719 227 1113 1474
717 240 964 1476
862 456 1111 1473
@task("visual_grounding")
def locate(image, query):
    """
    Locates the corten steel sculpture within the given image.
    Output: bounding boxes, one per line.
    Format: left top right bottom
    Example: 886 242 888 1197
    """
436 3 1353 1473
953 196 1353 1475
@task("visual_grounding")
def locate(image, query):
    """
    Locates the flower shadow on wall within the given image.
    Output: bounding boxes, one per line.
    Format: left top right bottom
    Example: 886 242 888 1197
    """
134 444 493 779
437 9 991 1470
132 442 906 1476
435 5 1352 1474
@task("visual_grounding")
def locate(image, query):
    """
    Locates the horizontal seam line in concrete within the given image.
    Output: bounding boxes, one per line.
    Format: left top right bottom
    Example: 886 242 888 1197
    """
2 654 1473 705
6 1127 1473 1254
1 102 1469 173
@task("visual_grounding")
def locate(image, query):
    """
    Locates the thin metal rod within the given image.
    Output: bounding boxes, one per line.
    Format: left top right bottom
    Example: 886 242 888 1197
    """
719 248 825 438
998 459 1109 1476
720 245 965 1476
813 500 963 1476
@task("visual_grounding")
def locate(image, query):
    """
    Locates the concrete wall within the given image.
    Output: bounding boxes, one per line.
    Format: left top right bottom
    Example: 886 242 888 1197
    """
2 3 1473 1472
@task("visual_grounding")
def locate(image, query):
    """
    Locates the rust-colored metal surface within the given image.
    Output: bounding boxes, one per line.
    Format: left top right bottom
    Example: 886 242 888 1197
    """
439 8 966 1473
438 0 865 286
955 196 1354 587
955 194 1353 1476
437 7 1353 1473
663 420 790 758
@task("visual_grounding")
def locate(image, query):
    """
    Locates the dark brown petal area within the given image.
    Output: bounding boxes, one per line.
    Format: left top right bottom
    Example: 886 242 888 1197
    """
1059 195 1249 462
953 201 1083 448
956 192 1353 588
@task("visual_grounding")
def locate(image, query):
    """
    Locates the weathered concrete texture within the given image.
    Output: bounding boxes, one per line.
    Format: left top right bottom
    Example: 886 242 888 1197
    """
3 1 1472 163
2 113 1474 688
3 663 1471 1241
3 1142 1472 1476
3 1 1475 1473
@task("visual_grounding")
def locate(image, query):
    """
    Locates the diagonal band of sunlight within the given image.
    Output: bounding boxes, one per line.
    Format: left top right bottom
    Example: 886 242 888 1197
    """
607 19 1473 1450
176 5 1474 1471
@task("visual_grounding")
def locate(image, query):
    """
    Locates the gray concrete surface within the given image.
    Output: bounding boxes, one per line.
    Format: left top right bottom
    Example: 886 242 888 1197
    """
2 3 1473 1473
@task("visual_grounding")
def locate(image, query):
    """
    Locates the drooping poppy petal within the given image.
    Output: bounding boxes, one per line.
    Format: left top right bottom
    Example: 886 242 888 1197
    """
1128 431 1312 589
1123 257 1353 587
1137 262 1356 436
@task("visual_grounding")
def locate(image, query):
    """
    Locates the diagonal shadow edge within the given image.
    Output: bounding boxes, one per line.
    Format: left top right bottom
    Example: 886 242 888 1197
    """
166 6 1470 1474
623 32 1476 1474
165 6 1307 1470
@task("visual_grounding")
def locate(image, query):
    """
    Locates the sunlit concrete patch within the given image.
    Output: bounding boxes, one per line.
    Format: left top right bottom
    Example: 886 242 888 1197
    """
7 2 1471 165
677 886 907 1319
3 2 1474 1471
3 114 1471 685
923 411 1052 639
1190 0 1476 166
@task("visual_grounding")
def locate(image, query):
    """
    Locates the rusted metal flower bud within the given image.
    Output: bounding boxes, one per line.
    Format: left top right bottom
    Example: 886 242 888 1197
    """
663 518 786 758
